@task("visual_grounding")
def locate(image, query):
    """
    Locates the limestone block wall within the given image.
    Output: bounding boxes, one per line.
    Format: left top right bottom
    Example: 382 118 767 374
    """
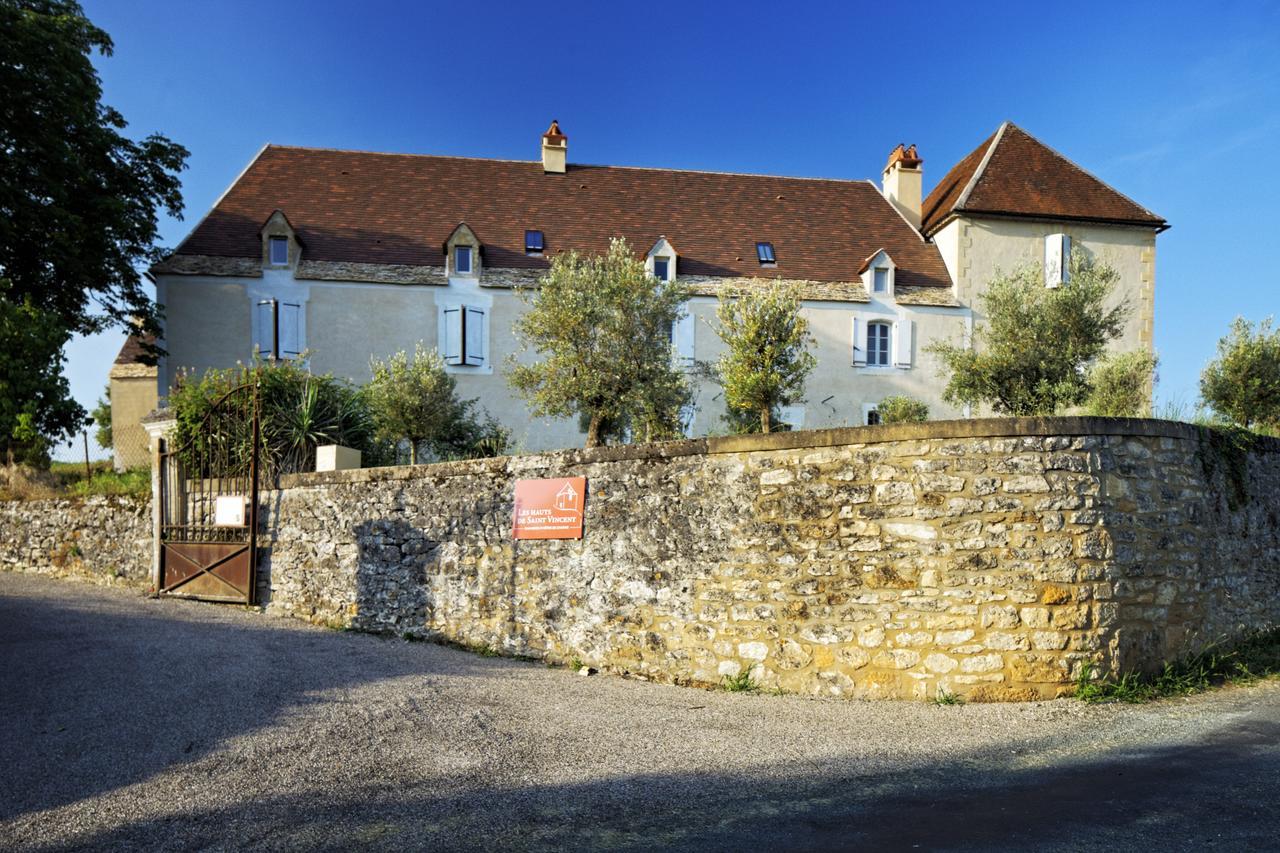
0 496 152 587
261 418 1280 700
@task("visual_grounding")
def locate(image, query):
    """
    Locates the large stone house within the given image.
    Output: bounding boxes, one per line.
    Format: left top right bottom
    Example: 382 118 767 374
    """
122 121 1166 454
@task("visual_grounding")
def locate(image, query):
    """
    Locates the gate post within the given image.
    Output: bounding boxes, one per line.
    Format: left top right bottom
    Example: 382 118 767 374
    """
142 411 176 595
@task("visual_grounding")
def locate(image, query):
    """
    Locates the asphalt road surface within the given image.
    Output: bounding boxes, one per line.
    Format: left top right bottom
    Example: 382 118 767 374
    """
2 571 1278 851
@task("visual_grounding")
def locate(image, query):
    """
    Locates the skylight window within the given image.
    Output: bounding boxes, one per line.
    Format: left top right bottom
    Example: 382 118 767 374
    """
756 242 776 265
525 230 544 254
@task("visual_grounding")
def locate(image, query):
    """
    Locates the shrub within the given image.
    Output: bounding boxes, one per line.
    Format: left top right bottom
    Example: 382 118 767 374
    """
1200 316 1280 431
1085 351 1158 417
876 395 929 424
170 359 378 479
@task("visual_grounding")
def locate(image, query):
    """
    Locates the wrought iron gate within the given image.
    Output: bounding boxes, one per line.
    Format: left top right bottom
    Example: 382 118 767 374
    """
158 383 261 604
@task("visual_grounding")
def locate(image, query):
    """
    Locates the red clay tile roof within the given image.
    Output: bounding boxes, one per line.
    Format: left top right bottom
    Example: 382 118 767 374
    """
921 123 1167 235
173 145 952 289
114 333 157 366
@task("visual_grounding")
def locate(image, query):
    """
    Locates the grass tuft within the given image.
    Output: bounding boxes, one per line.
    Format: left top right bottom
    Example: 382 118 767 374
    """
933 688 965 706
1075 628 1280 703
721 668 759 693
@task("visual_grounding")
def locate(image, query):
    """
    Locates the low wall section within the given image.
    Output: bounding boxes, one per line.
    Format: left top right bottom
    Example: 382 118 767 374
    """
0 496 152 587
262 418 1280 700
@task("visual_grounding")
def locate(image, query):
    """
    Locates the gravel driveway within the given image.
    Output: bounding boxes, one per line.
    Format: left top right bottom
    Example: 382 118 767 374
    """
2 571 1278 852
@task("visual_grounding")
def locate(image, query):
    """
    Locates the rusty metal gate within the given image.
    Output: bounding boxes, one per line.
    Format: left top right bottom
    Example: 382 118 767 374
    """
158 383 261 604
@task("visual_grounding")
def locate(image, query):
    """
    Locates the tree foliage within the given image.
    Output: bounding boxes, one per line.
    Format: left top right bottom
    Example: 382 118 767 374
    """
928 254 1129 416
714 283 816 433
1085 351 1158 418
877 395 929 424
1 0 188 338
0 294 83 465
1200 317 1280 430
91 384 112 449
1 0 188 459
507 238 690 448
366 344 508 464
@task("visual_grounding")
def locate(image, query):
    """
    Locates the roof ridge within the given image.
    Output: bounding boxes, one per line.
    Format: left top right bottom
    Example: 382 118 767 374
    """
260 143 874 187
953 121 1009 212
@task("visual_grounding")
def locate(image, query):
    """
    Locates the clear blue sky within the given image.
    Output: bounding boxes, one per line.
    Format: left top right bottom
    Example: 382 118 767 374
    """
62 0 1280 455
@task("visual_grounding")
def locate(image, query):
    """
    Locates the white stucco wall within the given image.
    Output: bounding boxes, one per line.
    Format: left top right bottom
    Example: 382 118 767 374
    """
952 216 1158 354
158 268 973 452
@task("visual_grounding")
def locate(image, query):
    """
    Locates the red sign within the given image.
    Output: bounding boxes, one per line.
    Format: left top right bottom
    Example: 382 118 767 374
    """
512 477 586 540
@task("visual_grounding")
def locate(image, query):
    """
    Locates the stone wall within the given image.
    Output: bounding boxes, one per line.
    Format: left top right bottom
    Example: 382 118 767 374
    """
0 496 152 588
260 418 1280 701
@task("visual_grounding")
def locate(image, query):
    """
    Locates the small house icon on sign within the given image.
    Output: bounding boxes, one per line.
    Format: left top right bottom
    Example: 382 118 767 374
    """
554 481 579 512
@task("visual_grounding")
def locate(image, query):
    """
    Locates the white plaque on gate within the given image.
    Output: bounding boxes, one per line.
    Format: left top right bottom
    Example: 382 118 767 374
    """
214 495 246 527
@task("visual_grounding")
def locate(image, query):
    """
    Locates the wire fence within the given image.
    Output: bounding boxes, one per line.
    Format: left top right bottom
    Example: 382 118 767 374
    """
49 427 151 472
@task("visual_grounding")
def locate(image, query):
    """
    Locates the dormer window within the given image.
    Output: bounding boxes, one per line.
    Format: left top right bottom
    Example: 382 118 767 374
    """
872 267 889 294
525 230 544 255
269 236 289 266
756 242 776 265
653 257 670 281
454 245 473 275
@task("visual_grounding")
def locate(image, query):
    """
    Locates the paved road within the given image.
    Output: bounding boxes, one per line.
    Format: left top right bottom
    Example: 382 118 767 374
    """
2 572 1279 852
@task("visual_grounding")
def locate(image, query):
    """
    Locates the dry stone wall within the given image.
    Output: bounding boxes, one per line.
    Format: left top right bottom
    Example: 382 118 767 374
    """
1 496 151 588
262 418 1280 701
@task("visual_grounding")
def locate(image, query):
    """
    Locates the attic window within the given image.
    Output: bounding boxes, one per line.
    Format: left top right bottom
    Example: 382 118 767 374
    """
756 242 776 265
653 257 670 282
525 230 544 254
873 268 889 294
454 245 473 275
269 236 288 266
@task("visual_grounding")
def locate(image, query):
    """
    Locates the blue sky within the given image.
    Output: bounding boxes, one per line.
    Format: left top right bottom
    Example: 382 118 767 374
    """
63 0 1280 454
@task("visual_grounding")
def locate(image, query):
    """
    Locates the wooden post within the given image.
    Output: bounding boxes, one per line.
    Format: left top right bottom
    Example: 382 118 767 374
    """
83 431 91 483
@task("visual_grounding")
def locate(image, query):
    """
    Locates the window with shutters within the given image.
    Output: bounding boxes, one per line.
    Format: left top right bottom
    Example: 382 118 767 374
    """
670 307 694 368
867 321 891 367
253 299 303 360
1044 233 1071 287
441 304 487 367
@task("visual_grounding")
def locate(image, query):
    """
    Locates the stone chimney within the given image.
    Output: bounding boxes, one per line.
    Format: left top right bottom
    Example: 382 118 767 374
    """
541 120 567 174
882 143 923 229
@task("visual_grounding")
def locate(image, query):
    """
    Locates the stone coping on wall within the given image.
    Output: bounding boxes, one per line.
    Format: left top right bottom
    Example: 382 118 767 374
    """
278 416 1279 490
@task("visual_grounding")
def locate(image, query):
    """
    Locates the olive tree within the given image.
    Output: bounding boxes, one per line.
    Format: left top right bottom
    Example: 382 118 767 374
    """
714 283 816 433
876 395 929 424
1200 317 1280 430
1085 351 1158 417
367 344 507 463
928 254 1128 416
507 238 690 448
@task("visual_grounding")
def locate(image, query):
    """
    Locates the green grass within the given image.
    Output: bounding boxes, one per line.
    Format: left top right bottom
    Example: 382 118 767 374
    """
46 461 150 499
1075 628 1280 703
933 688 965 706
721 668 760 693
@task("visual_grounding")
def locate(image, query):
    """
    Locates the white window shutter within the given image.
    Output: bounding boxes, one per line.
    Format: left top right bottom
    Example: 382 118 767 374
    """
280 303 302 358
443 307 462 364
852 316 867 366
1045 233 1070 287
893 316 914 368
673 310 695 366
254 301 274 358
464 306 485 366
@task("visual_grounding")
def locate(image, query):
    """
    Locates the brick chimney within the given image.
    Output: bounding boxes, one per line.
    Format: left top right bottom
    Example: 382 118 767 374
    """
882 143 923 229
541 120 567 174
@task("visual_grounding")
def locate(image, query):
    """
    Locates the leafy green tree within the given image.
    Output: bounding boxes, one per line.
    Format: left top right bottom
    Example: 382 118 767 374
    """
877 395 929 424
0 295 83 465
1200 317 1280 430
714 283 816 434
1 0 187 456
367 344 508 464
91 385 112 449
508 238 690 448
928 254 1129 416
1085 351 1158 417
